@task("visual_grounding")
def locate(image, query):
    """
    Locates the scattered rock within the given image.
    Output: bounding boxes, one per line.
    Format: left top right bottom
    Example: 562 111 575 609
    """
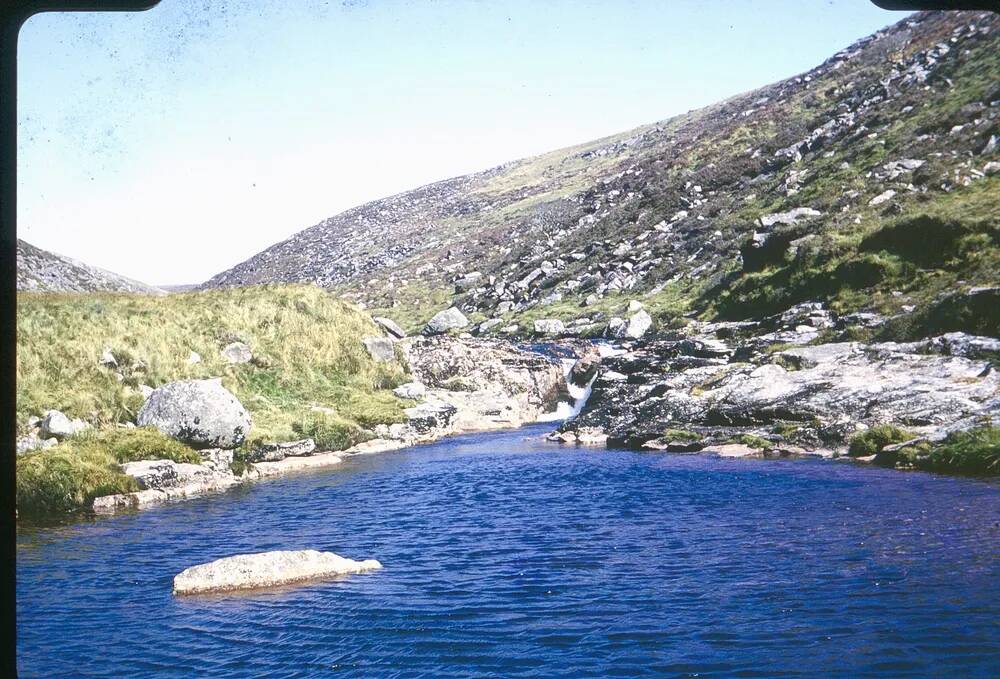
362 336 396 363
39 410 89 440
533 319 566 335
393 382 426 400
220 342 253 364
373 316 406 339
425 307 469 334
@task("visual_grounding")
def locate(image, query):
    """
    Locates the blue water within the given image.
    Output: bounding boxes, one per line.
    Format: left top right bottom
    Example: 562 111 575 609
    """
17 425 1000 677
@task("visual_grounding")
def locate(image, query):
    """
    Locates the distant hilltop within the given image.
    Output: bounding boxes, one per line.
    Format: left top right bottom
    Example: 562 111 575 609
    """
17 239 163 294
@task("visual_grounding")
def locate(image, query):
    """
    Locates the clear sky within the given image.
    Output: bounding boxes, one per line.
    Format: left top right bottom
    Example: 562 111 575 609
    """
17 0 908 286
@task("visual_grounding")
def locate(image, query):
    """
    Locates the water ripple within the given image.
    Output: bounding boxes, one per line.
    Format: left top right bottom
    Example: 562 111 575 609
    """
17 425 1000 677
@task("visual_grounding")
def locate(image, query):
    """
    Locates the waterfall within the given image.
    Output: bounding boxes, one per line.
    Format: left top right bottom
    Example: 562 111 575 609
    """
535 349 603 423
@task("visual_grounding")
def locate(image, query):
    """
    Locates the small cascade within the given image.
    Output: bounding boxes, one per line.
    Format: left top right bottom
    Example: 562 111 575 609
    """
536 350 602 423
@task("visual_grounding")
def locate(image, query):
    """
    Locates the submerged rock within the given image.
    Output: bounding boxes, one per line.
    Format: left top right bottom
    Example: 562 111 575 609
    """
172 550 382 595
137 379 252 449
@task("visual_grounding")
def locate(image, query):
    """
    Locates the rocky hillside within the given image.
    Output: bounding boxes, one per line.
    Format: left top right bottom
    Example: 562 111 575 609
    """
203 10 998 340
17 239 162 294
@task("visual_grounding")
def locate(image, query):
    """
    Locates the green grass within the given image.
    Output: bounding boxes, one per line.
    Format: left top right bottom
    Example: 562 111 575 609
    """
705 179 1000 329
904 426 1000 475
17 285 414 516
848 424 917 457
660 428 702 442
16 427 199 516
290 411 373 451
17 285 409 442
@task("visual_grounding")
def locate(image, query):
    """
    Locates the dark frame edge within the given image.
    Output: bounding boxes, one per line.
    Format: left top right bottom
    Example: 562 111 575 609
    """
1 4 162 675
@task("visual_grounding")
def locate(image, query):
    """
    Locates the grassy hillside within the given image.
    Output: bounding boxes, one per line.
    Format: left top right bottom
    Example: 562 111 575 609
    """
17 285 409 444
17 285 413 516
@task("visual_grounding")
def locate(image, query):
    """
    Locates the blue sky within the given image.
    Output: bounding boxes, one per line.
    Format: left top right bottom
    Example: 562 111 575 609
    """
18 0 907 285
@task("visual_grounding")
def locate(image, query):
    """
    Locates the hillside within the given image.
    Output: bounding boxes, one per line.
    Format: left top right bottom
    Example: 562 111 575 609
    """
202 10 999 337
17 239 163 294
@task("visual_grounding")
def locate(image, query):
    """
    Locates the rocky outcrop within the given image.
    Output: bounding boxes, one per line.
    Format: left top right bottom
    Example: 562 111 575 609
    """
561 320 1000 454
172 550 382 595
403 335 568 431
137 379 252 449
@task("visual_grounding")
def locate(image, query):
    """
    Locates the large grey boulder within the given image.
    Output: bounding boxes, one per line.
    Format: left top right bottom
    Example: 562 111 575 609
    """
425 307 469 334
172 550 382 595
137 379 251 449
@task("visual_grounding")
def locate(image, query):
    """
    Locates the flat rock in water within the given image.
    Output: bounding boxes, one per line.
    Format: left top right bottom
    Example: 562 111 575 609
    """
172 550 382 595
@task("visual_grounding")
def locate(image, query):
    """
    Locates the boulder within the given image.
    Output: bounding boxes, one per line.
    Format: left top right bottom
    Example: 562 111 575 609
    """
393 382 426 400
533 319 566 336
868 189 896 206
186 351 202 365
16 435 57 454
137 379 252 449
220 342 253 364
425 307 469 334
569 345 602 387
610 310 653 339
404 400 458 434
198 448 234 472
120 459 218 490
172 550 383 595
625 310 653 339
477 318 503 334
40 410 88 439
703 443 764 458
373 316 406 339
362 336 396 363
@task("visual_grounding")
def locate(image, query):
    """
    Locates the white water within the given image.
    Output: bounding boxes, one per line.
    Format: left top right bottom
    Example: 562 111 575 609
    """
535 350 602 423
